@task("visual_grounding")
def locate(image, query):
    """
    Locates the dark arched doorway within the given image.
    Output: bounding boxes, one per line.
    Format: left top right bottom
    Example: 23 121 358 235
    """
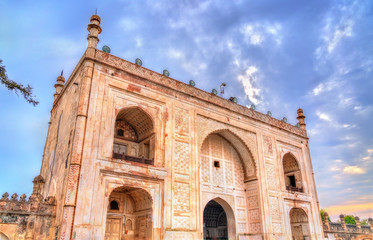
203 200 229 240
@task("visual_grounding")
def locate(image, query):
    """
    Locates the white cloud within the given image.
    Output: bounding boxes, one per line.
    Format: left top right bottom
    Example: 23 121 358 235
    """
316 1 358 59
330 166 340 172
237 66 261 105
325 19 354 53
118 18 136 31
168 48 183 59
307 128 319 136
362 149 373 161
240 23 282 46
241 25 264 45
311 77 343 96
354 105 373 115
135 37 143 47
167 48 207 76
316 111 332 122
343 166 366 175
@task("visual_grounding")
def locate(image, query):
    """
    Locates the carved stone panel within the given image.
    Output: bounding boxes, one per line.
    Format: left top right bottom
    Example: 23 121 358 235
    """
269 196 280 220
174 107 189 140
174 141 190 174
173 215 191 229
262 134 274 158
265 163 277 190
173 182 190 213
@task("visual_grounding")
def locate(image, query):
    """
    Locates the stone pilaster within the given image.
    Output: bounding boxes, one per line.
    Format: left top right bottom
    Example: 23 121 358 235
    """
340 214 347 231
323 212 330 230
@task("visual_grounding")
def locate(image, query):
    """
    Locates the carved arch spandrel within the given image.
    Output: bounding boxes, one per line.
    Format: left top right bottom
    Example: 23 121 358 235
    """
196 115 258 178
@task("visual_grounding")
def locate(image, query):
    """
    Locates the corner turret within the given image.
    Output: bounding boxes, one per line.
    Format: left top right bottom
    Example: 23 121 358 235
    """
297 108 306 130
87 14 102 49
53 71 65 102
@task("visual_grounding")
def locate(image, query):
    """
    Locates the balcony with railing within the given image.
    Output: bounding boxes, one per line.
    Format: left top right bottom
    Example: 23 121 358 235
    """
286 185 303 193
112 152 154 165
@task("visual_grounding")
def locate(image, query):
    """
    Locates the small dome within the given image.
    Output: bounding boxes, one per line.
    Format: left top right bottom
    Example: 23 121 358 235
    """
33 175 45 183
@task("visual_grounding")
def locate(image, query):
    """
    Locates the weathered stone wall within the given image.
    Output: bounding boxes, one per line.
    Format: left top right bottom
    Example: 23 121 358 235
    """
0 177 56 240
39 57 84 231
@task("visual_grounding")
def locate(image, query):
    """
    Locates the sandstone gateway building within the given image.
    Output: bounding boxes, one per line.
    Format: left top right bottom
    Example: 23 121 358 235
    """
0 15 324 240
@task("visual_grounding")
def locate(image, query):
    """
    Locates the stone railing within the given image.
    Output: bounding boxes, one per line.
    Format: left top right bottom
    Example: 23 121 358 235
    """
0 192 56 217
329 222 344 232
113 152 154 165
323 212 373 240
286 185 303 193
362 225 371 234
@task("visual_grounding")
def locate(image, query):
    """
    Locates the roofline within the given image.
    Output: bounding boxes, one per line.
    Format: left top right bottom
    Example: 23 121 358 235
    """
53 48 308 138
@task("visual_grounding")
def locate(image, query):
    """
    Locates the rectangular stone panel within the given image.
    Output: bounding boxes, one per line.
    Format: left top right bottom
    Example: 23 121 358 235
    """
173 215 190 229
265 163 277 189
262 134 274 157
174 107 189 138
173 182 190 213
174 141 190 173
248 223 261 234
246 196 258 208
269 196 281 220
248 209 260 221
272 222 282 233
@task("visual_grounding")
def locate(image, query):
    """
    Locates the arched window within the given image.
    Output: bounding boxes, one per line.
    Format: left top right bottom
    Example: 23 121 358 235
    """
113 107 155 165
283 153 303 192
110 200 119 210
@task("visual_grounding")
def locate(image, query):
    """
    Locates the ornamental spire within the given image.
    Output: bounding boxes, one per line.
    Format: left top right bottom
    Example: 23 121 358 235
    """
53 71 65 101
297 108 306 130
87 13 102 48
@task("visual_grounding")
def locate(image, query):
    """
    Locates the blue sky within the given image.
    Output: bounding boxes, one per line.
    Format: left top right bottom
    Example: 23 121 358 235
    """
0 0 372 220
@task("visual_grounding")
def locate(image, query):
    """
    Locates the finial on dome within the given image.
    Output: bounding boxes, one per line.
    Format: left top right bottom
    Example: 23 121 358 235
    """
87 12 102 49
296 108 306 130
53 71 65 102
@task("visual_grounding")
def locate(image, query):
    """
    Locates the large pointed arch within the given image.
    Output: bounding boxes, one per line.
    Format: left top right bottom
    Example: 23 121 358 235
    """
200 129 257 180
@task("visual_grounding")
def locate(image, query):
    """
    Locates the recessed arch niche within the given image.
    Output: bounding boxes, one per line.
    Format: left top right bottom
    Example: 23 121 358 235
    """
104 186 153 240
283 152 303 192
289 208 310 240
113 107 155 165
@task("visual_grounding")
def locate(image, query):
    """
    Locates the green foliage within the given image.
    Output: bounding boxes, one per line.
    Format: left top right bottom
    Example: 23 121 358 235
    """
0 59 38 106
360 219 368 226
320 209 331 222
344 215 356 224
